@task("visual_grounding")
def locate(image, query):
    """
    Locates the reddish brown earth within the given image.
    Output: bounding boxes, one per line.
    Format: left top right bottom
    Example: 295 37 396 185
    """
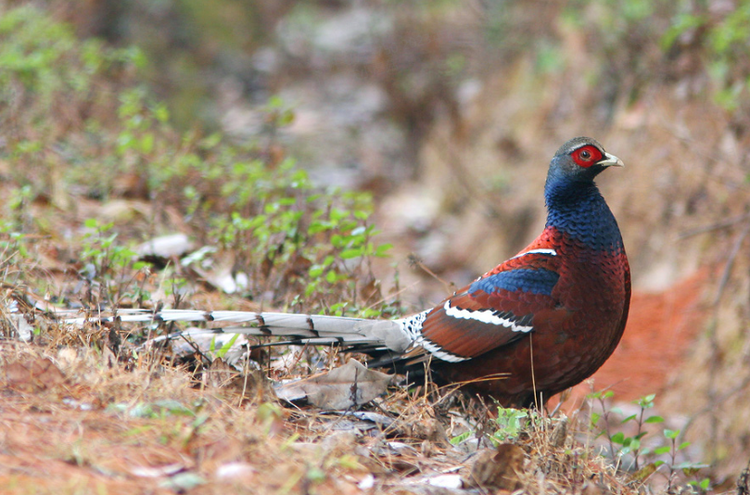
564 268 711 406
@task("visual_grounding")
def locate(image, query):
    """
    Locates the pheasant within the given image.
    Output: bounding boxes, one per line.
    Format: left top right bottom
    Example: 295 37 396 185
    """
68 137 630 407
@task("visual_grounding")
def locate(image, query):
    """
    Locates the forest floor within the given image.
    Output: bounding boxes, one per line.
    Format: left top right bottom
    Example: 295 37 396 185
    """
0 313 640 495
2 2 746 493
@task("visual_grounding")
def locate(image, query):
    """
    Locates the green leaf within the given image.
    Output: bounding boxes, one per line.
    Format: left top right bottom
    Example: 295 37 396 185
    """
620 414 637 424
375 243 393 257
450 431 471 445
654 446 671 455
199 132 221 149
590 412 601 427
215 333 240 359
191 413 210 429
340 247 363 259
329 208 349 221
645 415 664 423
306 467 326 483
309 265 324 278
664 429 680 439
611 432 625 444
153 400 195 416
154 103 170 123
140 133 154 154
660 13 706 51
307 221 329 234
266 95 284 109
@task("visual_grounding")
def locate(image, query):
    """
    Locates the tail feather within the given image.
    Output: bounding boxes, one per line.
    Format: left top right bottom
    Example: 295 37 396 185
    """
63 309 412 353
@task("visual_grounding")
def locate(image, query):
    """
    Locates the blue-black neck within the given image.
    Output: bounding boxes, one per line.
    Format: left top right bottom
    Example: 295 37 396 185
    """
544 179 623 252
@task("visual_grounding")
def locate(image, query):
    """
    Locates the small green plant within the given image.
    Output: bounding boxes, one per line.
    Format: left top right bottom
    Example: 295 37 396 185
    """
211 333 241 360
0 225 30 262
492 407 529 444
0 5 142 105
198 140 393 314
589 392 710 492
589 392 664 470
450 406 533 447
448 401 543 448
655 428 710 492
6 184 34 231
79 218 150 307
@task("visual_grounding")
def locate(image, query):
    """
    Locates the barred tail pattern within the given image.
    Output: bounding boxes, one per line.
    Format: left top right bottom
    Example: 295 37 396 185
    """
65 309 418 354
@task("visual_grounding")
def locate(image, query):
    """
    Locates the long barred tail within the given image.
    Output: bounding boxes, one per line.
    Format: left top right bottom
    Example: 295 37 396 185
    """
64 309 414 354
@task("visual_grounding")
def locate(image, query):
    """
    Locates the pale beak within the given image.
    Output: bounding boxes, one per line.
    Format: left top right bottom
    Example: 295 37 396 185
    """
598 152 625 168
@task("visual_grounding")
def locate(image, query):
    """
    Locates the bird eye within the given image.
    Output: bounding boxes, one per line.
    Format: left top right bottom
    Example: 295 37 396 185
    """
571 145 603 167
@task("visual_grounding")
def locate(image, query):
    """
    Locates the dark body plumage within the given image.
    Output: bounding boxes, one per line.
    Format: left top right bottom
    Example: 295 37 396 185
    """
69 137 630 408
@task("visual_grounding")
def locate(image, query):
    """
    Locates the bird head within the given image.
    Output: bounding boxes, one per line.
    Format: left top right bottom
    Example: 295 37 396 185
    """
545 137 624 204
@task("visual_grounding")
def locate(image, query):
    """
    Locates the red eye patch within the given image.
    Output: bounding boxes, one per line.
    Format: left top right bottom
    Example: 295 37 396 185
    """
571 145 603 168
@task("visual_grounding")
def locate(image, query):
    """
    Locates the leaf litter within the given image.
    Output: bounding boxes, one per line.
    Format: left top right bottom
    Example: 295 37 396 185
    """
0 313 642 494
